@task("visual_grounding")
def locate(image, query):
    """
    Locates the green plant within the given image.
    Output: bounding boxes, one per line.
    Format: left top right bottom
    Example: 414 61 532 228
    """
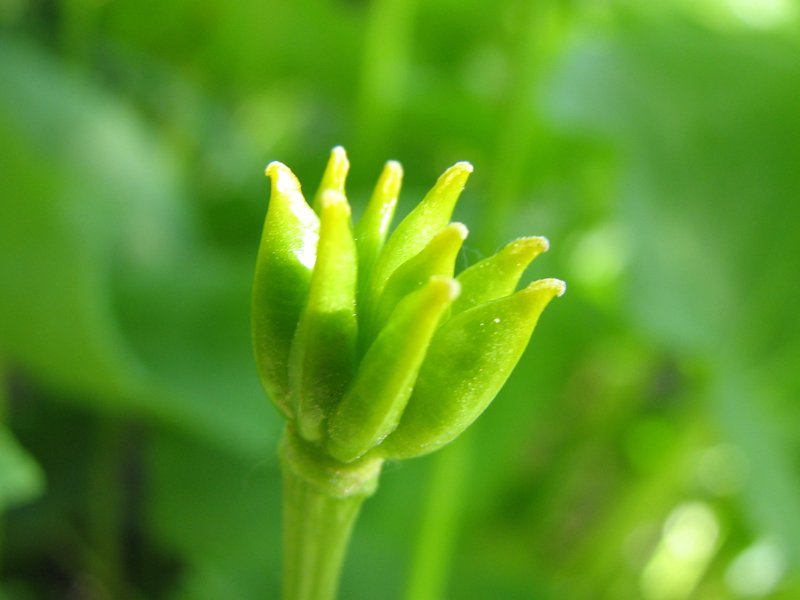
252 147 564 600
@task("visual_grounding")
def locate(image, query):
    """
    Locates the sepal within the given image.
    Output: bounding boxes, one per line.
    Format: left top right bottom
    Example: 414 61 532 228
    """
369 222 467 339
291 190 358 442
355 160 402 296
453 236 548 315
253 162 319 417
368 162 472 299
312 146 350 213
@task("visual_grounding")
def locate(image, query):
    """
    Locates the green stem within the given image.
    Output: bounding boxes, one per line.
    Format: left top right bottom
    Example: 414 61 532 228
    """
280 427 383 600
355 0 417 155
403 435 469 600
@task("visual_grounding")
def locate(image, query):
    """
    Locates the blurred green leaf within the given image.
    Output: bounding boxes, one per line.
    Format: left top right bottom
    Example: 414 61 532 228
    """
0 38 275 458
0 36 188 399
144 428 281 600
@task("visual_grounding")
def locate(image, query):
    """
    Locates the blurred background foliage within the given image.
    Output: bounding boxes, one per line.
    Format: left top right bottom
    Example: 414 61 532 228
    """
1 0 799 598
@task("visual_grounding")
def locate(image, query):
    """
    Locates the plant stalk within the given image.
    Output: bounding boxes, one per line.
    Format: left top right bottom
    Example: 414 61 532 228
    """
355 0 417 156
403 435 469 600
280 426 383 600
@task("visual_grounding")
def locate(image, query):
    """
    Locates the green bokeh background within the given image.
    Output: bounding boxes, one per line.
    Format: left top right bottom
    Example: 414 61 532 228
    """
2 0 799 598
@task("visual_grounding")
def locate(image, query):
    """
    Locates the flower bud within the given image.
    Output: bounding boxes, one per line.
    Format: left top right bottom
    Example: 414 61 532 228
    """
253 148 563 468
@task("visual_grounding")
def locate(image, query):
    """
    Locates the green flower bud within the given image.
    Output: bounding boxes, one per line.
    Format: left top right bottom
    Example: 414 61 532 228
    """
253 148 563 466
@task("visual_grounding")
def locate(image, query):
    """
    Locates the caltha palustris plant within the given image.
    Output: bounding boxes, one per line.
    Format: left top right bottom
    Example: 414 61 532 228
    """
252 147 565 600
